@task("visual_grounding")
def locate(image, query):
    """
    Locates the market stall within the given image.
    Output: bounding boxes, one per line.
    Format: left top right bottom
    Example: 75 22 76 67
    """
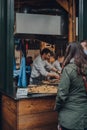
0 0 79 130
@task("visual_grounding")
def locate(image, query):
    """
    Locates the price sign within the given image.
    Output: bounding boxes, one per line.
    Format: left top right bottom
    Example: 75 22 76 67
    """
16 88 28 96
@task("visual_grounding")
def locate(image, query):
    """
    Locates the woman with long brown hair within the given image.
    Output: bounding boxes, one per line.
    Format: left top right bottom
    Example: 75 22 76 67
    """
55 42 87 130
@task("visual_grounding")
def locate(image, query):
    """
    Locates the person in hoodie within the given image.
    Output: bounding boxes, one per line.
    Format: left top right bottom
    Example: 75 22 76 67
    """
55 42 87 130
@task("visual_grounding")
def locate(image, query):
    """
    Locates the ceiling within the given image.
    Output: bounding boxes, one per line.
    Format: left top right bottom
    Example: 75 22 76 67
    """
14 0 68 15
14 0 79 16
14 0 62 9
14 0 79 44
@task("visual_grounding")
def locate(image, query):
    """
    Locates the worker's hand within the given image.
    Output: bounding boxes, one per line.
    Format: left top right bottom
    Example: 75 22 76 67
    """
56 70 61 75
47 72 60 79
54 73 60 79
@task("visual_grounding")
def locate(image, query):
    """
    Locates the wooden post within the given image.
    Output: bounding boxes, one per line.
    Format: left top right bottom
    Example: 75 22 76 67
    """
68 0 76 42
56 0 76 42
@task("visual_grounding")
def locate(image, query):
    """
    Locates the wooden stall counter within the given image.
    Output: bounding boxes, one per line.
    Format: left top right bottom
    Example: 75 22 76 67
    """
1 86 58 130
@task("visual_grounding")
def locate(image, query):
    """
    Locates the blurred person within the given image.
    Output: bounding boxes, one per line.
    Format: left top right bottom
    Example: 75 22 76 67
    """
52 53 62 72
80 40 87 55
30 48 60 84
49 53 62 76
48 53 55 63
55 42 87 130
26 56 33 85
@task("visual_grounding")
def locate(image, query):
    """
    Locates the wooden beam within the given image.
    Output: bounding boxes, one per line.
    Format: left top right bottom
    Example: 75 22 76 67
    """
56 0 76 42
56 0 69 12
68 0 76 42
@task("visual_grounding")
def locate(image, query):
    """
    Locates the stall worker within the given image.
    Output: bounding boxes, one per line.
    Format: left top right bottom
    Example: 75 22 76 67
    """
30 48 60 84
52 53 62 73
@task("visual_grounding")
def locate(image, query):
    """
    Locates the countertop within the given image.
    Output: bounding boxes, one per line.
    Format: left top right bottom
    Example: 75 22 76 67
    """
0 88 57 101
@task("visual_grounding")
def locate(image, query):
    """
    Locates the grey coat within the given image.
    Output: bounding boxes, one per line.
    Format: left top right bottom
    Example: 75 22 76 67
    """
55 63 87 130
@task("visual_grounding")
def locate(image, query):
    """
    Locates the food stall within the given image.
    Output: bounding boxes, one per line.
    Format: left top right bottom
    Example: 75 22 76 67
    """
0 0 80 130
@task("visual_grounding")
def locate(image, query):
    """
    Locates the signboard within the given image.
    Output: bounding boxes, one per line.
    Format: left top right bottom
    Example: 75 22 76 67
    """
16 13 61 35
16 88 28 96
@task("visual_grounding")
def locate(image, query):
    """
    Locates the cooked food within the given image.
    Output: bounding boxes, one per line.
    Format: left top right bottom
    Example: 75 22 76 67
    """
42 79 59 85
28 85 58 94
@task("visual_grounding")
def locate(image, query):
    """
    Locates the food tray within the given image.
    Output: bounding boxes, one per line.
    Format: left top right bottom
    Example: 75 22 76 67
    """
28 85 58 94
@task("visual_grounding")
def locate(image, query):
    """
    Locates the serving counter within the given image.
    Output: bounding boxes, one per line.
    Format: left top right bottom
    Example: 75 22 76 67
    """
1 85 58 130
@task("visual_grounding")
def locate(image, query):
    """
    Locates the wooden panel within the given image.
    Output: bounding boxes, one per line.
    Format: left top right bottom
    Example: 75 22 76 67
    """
18 97 56 115
18 111 58 130
2 95 58 130
2 95 17 130
2 95 17 113
2 106 17 127
19 124 57 130
2 119 16 130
